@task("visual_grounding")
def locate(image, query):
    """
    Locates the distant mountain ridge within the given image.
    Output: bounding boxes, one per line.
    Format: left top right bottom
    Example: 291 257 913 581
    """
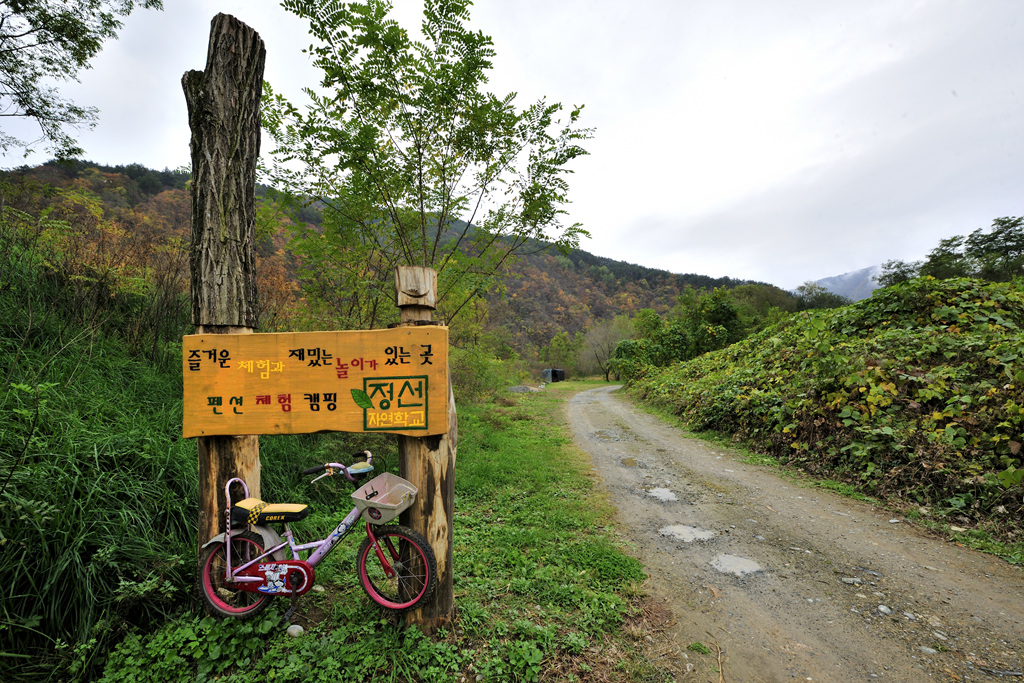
814 265 881 301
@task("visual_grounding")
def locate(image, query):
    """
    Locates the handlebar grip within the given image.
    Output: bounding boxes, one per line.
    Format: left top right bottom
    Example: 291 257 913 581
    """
301 464 326 476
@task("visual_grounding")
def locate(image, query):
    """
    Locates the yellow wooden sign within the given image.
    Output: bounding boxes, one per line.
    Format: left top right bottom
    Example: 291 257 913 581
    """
182 327 448 438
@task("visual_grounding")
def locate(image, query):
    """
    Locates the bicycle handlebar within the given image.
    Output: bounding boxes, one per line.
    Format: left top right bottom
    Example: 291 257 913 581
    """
301 450 373 479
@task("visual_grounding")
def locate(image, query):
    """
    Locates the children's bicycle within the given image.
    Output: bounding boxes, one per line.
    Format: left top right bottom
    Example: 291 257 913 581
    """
199 450 436 619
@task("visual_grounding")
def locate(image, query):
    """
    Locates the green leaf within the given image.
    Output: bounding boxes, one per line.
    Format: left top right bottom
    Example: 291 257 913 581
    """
351 389 373 410
997 466 1024 488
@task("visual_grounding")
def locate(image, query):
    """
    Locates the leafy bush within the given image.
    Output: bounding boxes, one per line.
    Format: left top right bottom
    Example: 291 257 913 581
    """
610 289 745 380
449 344 525 403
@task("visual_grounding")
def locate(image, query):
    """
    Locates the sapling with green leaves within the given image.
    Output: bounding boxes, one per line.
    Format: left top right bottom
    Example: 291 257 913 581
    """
263 0 592 329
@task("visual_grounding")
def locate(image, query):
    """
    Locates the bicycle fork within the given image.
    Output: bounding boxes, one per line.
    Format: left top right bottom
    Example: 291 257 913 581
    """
365 522 399 578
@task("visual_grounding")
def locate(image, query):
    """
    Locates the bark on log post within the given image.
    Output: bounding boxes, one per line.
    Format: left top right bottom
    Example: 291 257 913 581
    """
182 14 266 552
396 266 457 632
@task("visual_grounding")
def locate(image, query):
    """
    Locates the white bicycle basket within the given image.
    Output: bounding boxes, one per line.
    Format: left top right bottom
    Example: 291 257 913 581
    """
351 473 417 525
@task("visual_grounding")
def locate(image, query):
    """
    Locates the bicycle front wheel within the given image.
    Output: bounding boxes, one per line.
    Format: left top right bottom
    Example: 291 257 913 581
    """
357 525 437 611
199 531 271 619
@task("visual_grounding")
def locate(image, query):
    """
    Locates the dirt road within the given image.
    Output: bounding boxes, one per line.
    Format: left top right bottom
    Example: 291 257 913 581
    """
566 386 1023 682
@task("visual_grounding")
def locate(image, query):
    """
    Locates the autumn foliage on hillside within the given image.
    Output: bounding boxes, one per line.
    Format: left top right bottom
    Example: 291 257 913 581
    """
3 161 768 367
2 161 798 380
2 162 300 360
488 249 747 358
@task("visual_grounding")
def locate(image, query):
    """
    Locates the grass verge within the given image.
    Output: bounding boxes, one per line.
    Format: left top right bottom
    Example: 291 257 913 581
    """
97 387 676 683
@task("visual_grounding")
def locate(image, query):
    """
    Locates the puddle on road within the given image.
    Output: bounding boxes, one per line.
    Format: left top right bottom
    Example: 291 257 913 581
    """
622 457 638 467
647 487 678 501
660 525 716 542
710 554 763 576
593 429 621 442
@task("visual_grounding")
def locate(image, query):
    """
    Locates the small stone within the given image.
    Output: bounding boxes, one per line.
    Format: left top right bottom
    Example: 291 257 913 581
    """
842 577 862 585
312 584 326 593
919 647 939 655
889 519 900 523
286 624 304 637
878 605 892 615
933 631 948 641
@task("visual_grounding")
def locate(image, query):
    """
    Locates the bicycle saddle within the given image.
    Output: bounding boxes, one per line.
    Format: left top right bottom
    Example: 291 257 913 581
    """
231 498 310 527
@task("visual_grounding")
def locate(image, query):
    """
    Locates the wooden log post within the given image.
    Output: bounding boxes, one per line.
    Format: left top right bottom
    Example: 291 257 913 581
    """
396 266 457 632
182 14 266 552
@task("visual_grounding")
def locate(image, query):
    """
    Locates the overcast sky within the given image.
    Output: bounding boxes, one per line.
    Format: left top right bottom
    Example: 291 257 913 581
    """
4 0 1022 290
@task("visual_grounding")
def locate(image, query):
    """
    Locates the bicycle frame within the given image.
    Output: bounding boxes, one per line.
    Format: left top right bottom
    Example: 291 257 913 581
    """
220 477 397 585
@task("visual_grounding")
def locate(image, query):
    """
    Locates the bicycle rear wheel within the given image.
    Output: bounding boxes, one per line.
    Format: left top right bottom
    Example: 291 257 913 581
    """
199 531 271 619
357 525 437 611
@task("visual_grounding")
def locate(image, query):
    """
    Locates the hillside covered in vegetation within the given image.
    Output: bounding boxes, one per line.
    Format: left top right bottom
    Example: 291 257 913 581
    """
2 161 807 361
628 277 1024 559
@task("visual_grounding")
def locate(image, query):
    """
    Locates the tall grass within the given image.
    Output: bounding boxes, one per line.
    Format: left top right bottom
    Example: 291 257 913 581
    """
0 184 395 681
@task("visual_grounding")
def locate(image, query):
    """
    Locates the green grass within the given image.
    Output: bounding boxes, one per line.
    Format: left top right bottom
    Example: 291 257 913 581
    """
93 388 664 683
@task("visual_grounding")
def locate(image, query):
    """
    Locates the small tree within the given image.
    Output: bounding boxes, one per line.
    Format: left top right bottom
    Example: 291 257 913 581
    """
263 0 592 330
632 308 663 338
794 282 851 310
964 216 1024 281
918 236 973 280
582 315 632 381
876 259 921 288
544 330 582 376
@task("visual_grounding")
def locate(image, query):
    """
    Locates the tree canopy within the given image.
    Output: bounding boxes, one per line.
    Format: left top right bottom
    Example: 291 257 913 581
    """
0 0 162 158
263 0 592 329
877 216 1024 287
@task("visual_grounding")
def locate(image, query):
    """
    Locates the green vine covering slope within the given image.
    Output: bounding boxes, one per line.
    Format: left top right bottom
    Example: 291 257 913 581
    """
630 278 1024 547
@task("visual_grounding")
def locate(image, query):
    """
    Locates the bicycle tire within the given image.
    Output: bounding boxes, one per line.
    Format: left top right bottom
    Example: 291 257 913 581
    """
199 530 271 619
356 525 437 611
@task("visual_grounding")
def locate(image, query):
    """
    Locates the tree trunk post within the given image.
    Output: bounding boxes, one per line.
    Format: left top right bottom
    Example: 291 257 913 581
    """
396 266 457 632
183 13 266 553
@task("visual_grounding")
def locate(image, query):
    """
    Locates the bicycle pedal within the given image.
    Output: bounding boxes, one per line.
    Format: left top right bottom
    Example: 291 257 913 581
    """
280 592 300 626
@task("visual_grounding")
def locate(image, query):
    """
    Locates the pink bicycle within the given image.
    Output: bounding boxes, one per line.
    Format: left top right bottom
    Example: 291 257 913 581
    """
199 450 436 619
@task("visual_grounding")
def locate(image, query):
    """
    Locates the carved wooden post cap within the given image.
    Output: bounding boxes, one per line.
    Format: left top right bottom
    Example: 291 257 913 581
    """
395 266 437 309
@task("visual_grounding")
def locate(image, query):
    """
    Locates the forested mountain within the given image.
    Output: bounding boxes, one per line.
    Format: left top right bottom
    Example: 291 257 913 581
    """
2 161 774 361
488 247 753 354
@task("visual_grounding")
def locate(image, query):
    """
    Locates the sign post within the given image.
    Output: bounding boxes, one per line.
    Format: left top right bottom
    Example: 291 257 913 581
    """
182 13 265 553
395 266 457 632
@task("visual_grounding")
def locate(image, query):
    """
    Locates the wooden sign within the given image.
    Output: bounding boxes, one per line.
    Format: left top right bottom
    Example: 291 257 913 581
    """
182 327 448 438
